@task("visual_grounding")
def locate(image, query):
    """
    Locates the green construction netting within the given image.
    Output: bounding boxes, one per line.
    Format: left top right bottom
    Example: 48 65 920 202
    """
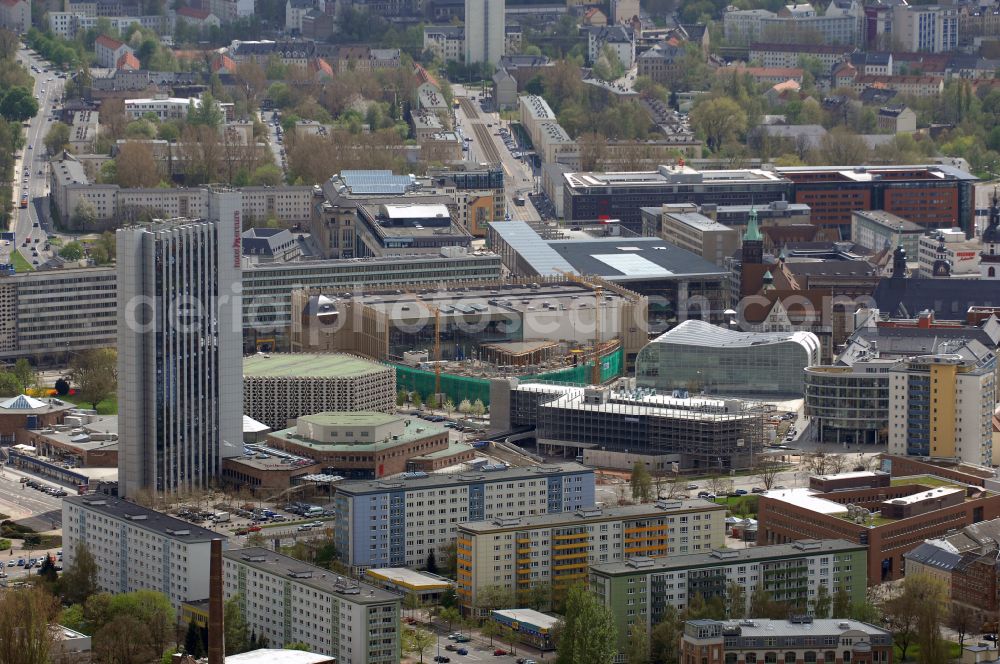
393 347 624 407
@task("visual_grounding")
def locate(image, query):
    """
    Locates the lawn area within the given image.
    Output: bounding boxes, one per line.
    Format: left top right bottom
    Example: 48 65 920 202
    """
10 251 33 272
59 392 117 415
895 640 961 662
713 495 759 518
891 475 963 488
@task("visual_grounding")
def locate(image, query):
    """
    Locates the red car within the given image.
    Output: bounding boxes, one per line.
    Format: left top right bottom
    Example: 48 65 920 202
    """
247 525 262 532
494 650 507 656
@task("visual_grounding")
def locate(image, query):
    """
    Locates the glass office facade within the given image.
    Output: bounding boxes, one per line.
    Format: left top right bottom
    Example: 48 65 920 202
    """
635 320 821 397
803 364 892 445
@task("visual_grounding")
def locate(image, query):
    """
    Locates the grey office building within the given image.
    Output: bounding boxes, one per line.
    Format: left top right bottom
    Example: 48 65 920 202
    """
116 190 243 497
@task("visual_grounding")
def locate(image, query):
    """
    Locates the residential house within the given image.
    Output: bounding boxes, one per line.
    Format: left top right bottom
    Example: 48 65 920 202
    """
285 0 312 32
95 35 133 69
636 40 684 86
877 105 916 133
0 0 30 34
587 25 635 69
582 7 607 27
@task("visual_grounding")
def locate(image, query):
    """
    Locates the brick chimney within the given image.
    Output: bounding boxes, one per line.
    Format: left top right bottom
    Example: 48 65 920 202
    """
208 538 225 664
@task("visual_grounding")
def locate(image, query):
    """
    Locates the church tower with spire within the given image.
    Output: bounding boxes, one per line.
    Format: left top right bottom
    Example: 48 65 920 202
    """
742 206 763 265
982 190 1000 280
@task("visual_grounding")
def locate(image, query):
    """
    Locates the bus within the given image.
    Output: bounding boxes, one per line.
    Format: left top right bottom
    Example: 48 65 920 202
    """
19 195 28 209
453 98 460 109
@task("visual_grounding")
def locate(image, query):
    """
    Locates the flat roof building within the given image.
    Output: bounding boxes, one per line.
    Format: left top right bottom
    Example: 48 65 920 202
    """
243 354 395 430
290 275 649 373
494 381 768 472
457 500 726 611
563 164 793 234
777 164 978 235
889 343 996 466
590 539 868 651
62 495 225 609
365 567 453 602
680 618 893 664
333 462 595 571
635 319 821 397
266 412 473 478
756 480 1000 583
354 203 473 258
851 209 926 258
486 221 729 333
223 548 401 664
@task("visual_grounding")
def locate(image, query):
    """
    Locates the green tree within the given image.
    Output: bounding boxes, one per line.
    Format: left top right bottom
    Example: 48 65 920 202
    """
439 606 461 632
71 198 99 229
555 583 617 664
426 549 438 575
59 241 85 261
397 390 407 406
61 542 99 606
625 621 650 664
0 586 61 664
0 86 38 122
472 399 486 418
650 606 682 664
411 391 423 408
12 358 35 394
69 348 117 410
224 594 249 655
284 642 310 651
690 97 748 152
831 586 851 619
184 619 204 658
188 91 224 128
250 163 284 186
481 620 501 646
812 583 832 618
426 393 439 410
89 232 116 265
44 121 71 155
631 461 653 503
403 627 435 664
725 582 746 619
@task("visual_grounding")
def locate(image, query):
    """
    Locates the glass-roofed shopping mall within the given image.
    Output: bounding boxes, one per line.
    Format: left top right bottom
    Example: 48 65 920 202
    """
635 319 822 396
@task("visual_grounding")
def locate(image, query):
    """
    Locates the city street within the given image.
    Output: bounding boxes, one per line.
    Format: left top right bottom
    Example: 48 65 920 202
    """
452 86 541 223
7 46 66 267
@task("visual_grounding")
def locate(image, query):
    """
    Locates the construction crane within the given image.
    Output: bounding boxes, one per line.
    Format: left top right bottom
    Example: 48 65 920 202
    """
592 285 602 385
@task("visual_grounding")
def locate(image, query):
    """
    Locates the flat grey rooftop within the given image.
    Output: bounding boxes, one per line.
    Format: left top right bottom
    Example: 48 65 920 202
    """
225 547 399 604
66 495 222 543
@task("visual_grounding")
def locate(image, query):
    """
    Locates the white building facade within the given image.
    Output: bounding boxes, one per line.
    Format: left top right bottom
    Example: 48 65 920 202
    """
464 0 504 65
62 495 223 608
333 463 596 571
116 190 243 498
224 548 401 664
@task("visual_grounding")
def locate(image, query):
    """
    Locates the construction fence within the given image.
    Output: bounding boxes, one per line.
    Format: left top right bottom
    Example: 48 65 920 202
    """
394 347 624 407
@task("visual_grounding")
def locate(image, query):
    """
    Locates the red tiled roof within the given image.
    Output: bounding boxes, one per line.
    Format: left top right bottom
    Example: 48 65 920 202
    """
0 0 24 7
312 57 333 77
724 65 804 78
177 6 211 19
96 35 125 50
212 54 236 72
117 52 141 70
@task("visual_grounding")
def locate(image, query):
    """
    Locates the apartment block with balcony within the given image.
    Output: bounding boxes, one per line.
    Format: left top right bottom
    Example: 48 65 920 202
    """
334 463 596 572
590 539 867 651
455 500 725 613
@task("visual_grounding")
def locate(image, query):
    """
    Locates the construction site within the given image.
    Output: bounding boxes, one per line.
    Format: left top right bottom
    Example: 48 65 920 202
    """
491 379 772 472
290 276 649 405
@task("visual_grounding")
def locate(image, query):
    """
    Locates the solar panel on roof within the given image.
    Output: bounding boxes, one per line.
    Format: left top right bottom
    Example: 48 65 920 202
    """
341 170 412 194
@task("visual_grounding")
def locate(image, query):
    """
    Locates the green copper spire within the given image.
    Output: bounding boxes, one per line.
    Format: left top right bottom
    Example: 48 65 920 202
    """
744 206 762 242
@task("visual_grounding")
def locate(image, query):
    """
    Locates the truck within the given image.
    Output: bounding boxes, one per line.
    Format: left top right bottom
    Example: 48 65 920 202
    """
470 440 490 449
213 512 230 523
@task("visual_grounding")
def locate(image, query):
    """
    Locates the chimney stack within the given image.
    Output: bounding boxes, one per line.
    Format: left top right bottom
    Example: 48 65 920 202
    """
208 538 225 664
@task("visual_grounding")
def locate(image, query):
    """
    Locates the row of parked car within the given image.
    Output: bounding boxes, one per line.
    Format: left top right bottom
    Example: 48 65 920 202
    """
19 477 67 497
